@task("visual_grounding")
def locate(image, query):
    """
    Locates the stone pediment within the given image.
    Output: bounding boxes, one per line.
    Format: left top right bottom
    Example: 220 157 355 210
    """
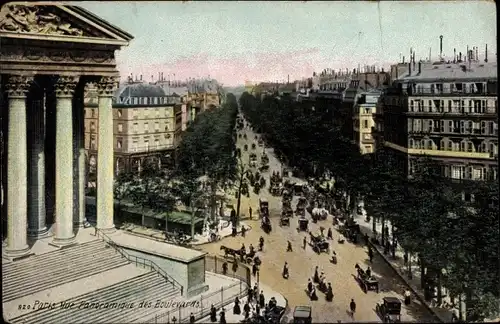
0 4 133 45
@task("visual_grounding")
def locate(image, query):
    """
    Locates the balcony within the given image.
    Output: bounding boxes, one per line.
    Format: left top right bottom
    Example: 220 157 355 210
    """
384 141 496 160
409 89 496 96
405 108 497 117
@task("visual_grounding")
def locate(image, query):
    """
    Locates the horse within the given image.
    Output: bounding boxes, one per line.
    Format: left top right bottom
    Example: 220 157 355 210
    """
220 245 239 258
355 263 366 279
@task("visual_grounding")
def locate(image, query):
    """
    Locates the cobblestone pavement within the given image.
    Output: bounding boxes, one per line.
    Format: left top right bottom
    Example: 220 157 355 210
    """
198 123 438 323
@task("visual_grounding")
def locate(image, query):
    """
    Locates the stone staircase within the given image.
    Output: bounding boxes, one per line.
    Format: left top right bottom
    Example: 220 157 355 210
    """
10 272 182 324
2 240 129 302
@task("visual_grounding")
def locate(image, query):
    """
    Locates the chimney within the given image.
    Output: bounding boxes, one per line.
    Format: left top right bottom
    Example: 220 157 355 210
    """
403 56 405 64
459 52 462 62
439 35 443 59
408 62 412 76
140 74 143 81
453 48 456 63
418 61 422 74
467 45 469 61
429 47 432 62
476 46 479 62
288 74 290 84
485 44 488 62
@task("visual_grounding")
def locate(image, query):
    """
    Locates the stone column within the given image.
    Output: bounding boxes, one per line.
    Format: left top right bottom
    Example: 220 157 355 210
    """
27 88 49 238
96 77 118 232
73 84 86 227
4 75 32 258
52 76 78 246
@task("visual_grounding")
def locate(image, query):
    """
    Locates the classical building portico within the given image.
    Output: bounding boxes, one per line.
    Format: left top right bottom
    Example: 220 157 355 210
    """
0 4 133 258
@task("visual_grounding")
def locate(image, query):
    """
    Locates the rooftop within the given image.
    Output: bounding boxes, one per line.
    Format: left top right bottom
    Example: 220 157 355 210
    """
400 61 497 82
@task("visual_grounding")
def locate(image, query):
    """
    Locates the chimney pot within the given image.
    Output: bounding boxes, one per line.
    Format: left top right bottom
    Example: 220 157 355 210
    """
485 44 488 62
418 62 422 74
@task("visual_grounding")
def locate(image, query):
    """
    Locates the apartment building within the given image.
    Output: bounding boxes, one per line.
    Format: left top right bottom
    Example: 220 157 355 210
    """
318 69 351 91
375 60 498 182
84 81 183 178
353 91 380 154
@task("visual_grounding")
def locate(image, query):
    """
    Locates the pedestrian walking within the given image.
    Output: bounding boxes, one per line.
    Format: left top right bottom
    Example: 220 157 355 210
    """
189 313 195 324
368 247 374 263
241 225 246 237
303 236 307 249
404 289 411 305
349 299 356 318
287 240 293 252
249 206 252 219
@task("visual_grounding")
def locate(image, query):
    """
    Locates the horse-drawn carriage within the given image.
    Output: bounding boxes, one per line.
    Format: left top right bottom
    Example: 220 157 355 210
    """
355 264 379 293
280 214 290 226
261 216 272 233
376 297 401 323
243 133 247 140
311 207 328 222
251 143 256 150
310 232 329 253
295 197 307 217
340 219 361 243
270 183 281 196
298 217 309 232
249 153 258 168
259 198 269 218
244 144 248 151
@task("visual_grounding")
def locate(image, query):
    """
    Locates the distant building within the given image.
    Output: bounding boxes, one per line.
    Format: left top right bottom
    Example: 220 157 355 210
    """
353 91 381 154
374 59 498 184
84 80 183 178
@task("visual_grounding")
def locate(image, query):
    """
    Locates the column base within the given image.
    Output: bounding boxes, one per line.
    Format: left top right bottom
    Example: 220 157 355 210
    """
27 227 51 239
49 236 76 249
2 245 33 261
73 221 86 228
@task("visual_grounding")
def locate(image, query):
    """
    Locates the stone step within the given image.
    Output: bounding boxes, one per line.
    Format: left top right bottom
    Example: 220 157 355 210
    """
2 240 104 274
3 247 113 282
3 243 130 302
3 245 120 285
11 272 182 324
2 242 113 279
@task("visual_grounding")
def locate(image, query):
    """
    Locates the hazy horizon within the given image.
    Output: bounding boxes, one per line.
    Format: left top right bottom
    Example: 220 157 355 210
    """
75 1 497 87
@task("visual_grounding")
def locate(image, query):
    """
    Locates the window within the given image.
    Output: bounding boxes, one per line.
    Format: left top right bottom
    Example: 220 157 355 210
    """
118 123 123 133
144 122 149 133
363 120 368 129
90 136 96 150
448 121 453 132
440 120 444 132
156 108 160 117
451 165 464 179
155 139 160 148
428 120 434 131
364 146 372 153
117 139 122 149
467 142 473 152
132 141 138 152
460 121 465 134
410 100 414 112
90 122 96 132
447 141 453 151
473 168 483 180
133 108 138 118
133 123 138 133
144 140 149 151
460 141 465 152
447 100 452 112
117 109 123 118
439 139 445 150
155 122 160 132
91 109 95 117
144 109 149 117
481 121 486 134
481 100 486 113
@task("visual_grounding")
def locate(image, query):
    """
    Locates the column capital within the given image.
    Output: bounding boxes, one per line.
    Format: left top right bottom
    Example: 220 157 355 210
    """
5 75 34 98
97 76 119 97
54 76 79 98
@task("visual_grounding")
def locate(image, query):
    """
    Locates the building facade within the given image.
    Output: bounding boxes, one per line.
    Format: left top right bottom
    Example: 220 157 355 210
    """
375 60 498 182
353 92 380 154
84 82 183 178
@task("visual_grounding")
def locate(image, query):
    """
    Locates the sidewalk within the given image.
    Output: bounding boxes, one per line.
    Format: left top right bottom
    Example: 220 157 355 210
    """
196 280 288 323
120 221 251 246
353 213 456 323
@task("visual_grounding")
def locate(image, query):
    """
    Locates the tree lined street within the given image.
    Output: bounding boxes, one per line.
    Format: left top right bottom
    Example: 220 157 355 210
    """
199 116 437 323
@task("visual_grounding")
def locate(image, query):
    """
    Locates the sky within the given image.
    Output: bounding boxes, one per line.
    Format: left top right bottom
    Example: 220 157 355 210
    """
74 1 497 86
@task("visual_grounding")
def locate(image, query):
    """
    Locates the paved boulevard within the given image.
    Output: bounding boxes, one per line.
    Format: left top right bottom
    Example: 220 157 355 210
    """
199 118 437 323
